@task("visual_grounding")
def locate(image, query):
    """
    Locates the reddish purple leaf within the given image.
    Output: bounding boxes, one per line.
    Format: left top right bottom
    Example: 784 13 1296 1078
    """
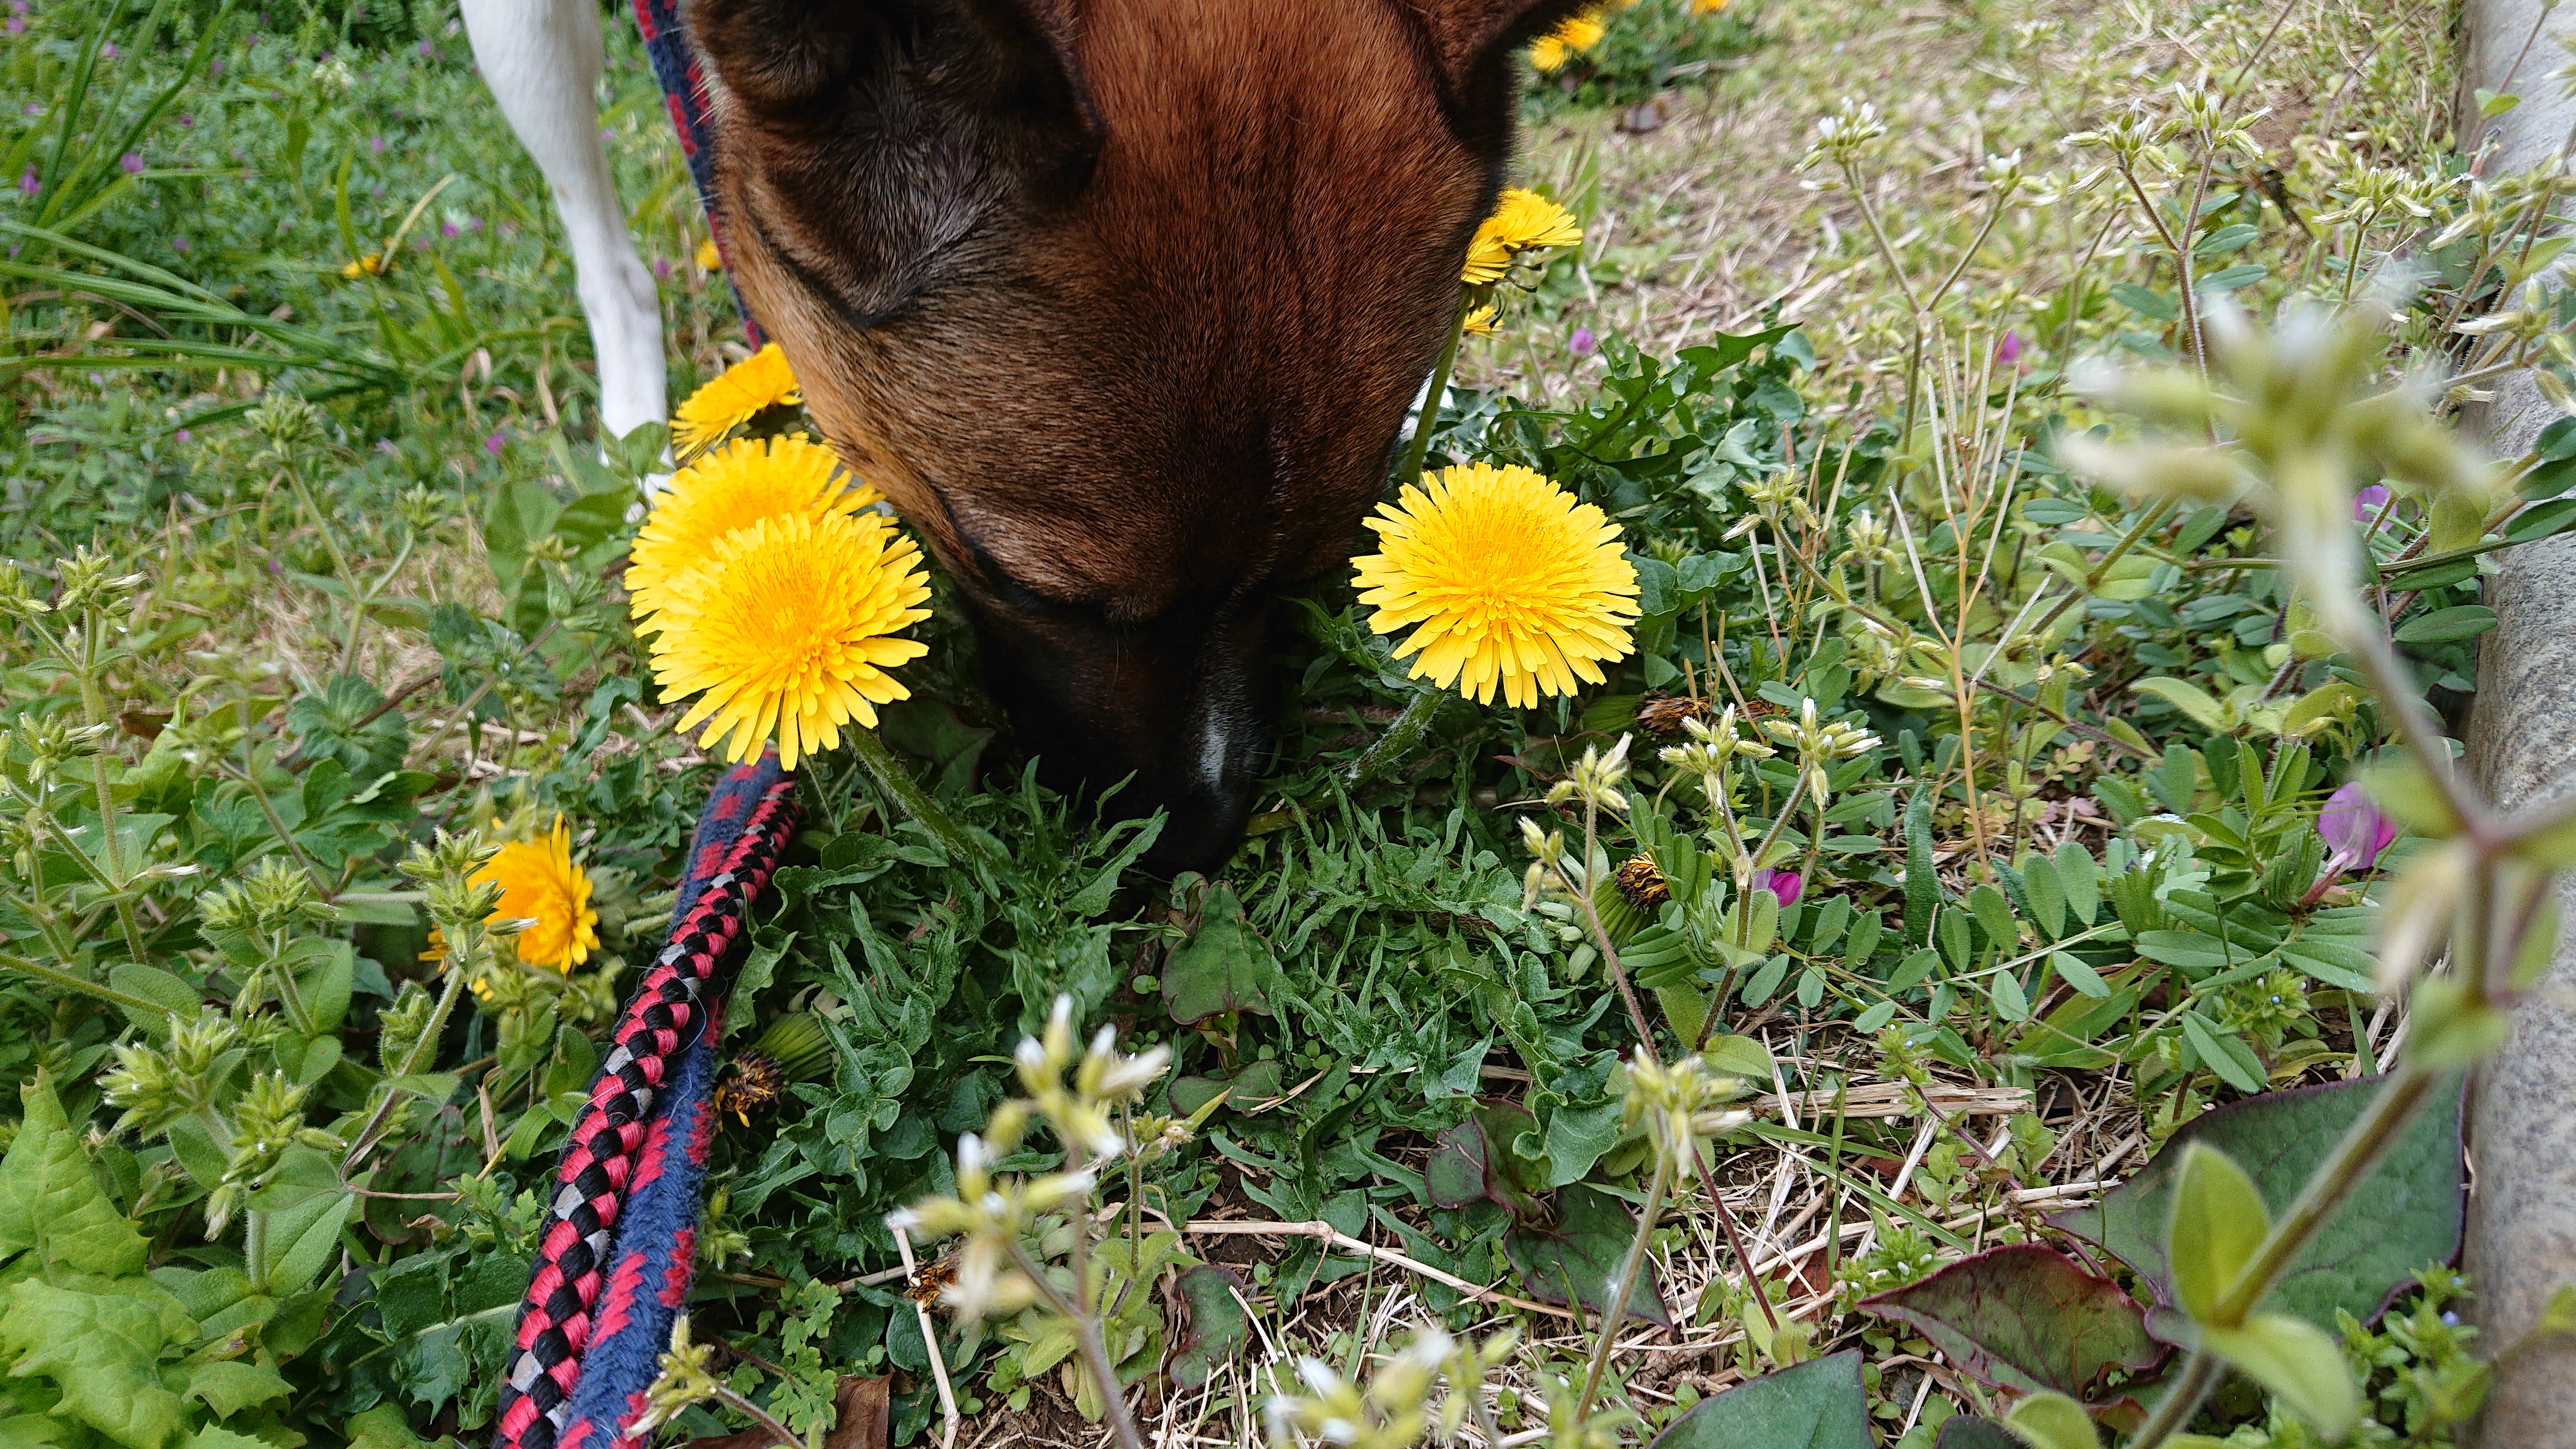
1859 1244 2164 1399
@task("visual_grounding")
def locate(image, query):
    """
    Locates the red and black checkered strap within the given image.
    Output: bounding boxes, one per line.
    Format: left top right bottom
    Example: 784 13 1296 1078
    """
492 769 798 1449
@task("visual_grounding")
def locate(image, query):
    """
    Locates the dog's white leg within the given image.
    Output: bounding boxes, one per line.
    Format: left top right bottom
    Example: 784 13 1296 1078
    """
461 0 667 444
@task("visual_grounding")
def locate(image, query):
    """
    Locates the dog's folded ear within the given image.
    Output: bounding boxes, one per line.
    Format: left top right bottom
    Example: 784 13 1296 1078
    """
687 0 1098 321
688 0 1097 176
1393 0 1600 141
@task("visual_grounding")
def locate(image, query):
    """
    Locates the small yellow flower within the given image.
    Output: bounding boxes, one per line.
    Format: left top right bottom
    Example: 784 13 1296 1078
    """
1353 462 1639 709
1530 11 1605 71
1460 188 1585 283
644 511 933 768
476 816 600 974
1462 304 1501 336
627 434 880 622
341 252 387 279
696 238 722 271
672 343 802 460
1692 0 1727 11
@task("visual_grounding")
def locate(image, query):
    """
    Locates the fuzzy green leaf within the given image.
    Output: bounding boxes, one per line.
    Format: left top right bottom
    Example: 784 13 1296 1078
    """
0 1279 195 1449
2197 1313 2360 1437
2003 1391 2100 1449
2166 1143 2269 1324
0 1072 149 1278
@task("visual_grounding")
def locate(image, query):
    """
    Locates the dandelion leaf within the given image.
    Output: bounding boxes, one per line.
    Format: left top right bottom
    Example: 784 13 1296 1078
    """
1502 1184 1672 1329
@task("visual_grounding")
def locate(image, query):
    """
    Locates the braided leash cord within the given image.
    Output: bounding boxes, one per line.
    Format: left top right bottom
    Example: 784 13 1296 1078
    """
629 0 761 345
493 761 798 1449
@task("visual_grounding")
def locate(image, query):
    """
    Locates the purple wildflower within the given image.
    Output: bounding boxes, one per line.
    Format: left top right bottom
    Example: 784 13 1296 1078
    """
417 38 433 58
654 257 672 279
169 236 188 252
9 5 28 16
173 428 192 443
4 18 22 34
440 220 459 238
175 114 193 128
119 152 143 175
1997 329 2023 366
1751 868 1804 908
484 431 506 458
2353 484 2390 523
2318 782 2395 872
1569 325 1597 357
16 167 36 198
368 135 385 156
97 40 115 57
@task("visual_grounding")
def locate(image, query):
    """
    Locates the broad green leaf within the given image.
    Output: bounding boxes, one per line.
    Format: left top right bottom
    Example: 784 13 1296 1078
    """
0 1072 148 1278
2166 1143 2268 1323
2197 1313 2360 1437
2003 1391 2100 1449
2393 605 2497 645
2022 856 2067 939
2049 951 2110 999
1648 1349 1869 1449
1163 881 1284 1025
2179 1012 2268 1095
176 1358 291 1418
1703 1035 1775 1083
244 1147 356 1296
1504 1184 1672 1329
2054 843 2100 925
2053 1074 2464 1332
1164 1265 1251 1389
2133 677 2229 732
1858 1244 2162 1397
0 1279 195 1449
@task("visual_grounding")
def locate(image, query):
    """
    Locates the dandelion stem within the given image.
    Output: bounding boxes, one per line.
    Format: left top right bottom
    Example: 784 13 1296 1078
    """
846 726 988 866
1397 293 1472 491
1346 684 1443 790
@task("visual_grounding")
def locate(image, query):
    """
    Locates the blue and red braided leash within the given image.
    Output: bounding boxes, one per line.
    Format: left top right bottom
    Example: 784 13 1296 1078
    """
494 13 799 1443
494 754 798 1449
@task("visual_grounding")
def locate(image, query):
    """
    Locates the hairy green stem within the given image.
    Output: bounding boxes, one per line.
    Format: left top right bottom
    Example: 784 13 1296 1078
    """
1010 1238 1146 1449
1345 684 1443 790
2126 1348 2224 1449
847 726 988 866
1574 1150 1668 1422
0 950 168 1015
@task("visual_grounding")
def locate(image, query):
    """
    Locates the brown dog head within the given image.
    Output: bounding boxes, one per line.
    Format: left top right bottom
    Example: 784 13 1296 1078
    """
688 0 1587 872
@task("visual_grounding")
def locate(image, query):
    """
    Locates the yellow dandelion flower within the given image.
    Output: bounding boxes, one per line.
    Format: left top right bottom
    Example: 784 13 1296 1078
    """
1692 0 1727 12
627 435 881 622
474 816 600 974
1530 11 1605 70
645 511 933 768
1462 304 1501 336
1461 188 1584 283
696 238 722 271
1352 461 1640 709
672 343 802 459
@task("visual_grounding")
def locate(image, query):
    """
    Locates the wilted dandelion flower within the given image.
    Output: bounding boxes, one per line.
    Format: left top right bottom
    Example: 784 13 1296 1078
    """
671 342 800 459
1461 187 1585 283
626 434 879 621
644 511 932 768
1530 10 1606 71
476 815 599 973
1462 303 1500 336
1353 461 1639 708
